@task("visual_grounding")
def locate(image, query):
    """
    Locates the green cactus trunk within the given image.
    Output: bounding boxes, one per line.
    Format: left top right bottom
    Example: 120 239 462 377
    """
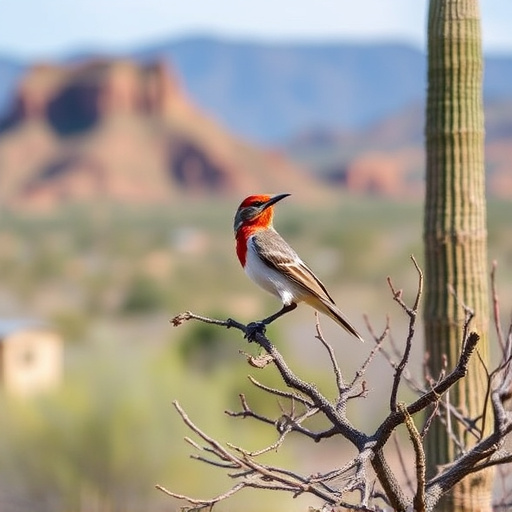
424 0 493 511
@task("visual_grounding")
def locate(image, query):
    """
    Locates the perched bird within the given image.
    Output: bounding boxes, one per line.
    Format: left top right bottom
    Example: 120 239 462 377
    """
234 193 364 341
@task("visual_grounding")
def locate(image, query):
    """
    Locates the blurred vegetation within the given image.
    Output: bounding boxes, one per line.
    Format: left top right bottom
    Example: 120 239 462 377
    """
121 274 166 314
0 196 510 511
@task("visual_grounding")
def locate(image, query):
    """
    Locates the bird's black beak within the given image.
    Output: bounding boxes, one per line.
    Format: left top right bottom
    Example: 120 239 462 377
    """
263 193 291 210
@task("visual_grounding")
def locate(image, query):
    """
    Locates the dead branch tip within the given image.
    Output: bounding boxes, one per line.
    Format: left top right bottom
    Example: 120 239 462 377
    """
171 312 192 327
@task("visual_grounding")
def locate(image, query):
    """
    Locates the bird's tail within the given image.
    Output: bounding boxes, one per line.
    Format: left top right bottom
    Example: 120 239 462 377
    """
306 296 364 342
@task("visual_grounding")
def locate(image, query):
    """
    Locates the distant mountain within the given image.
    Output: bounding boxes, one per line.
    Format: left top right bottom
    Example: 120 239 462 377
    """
100 37 512 143
0 55 26 114
0 59 321 210
284 97 512 198
133 38 426 143
1 37 512 143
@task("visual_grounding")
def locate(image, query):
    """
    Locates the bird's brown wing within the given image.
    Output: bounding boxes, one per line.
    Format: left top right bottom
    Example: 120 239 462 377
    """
252 229 364 341
251 229 337 305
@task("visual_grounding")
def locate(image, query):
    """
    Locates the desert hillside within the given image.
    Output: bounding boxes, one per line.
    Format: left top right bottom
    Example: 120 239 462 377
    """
0 58 322 210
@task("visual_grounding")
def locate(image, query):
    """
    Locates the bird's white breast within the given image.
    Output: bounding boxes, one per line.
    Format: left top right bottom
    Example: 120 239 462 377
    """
245 235 300 306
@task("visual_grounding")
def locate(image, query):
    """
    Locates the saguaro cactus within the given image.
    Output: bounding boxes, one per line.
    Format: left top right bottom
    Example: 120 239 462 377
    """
424 1 492 511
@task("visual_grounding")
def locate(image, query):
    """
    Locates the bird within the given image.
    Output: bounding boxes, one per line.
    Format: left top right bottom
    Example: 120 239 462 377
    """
234 193 364 342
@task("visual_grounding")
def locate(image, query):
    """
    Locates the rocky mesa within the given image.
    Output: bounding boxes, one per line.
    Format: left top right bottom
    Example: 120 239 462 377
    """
0 59 320 210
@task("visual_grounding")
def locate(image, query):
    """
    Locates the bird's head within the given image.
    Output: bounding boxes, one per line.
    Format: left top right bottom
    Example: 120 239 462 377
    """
234 193 290 233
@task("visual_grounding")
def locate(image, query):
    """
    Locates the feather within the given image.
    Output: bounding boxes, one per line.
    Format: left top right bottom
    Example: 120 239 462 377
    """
251 229 364 341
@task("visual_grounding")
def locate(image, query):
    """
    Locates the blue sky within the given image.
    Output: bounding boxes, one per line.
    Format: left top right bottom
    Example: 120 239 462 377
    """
2 1 512 59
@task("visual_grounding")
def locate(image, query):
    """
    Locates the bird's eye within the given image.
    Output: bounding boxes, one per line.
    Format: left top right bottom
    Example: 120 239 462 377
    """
252 201 263 207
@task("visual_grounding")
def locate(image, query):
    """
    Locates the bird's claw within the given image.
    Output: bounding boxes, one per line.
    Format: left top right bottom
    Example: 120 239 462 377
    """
245 321 267 342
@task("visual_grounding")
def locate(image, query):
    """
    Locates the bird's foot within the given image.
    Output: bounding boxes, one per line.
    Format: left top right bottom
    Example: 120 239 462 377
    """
245 321 267 342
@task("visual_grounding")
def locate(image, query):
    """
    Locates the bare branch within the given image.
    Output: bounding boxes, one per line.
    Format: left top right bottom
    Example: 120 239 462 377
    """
156 482 246 510
225 395 323 455
246 375 314 407
168 298 511 512
171 311 244 331
387 256 423 412
225 393 275 427
392 432 415 494
314 312 345 393
165 400 352 507
491 260 507 355
373 331 480 452
420 399 439 439
351 318 389 391
371 448 409 511
447 284 475 352
399 402 426 512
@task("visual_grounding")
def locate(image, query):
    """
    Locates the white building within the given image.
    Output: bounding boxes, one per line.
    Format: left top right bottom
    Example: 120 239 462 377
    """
0 320 63 396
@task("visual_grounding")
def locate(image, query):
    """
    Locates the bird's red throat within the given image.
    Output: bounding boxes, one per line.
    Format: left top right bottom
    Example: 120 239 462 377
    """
235 209 273 267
